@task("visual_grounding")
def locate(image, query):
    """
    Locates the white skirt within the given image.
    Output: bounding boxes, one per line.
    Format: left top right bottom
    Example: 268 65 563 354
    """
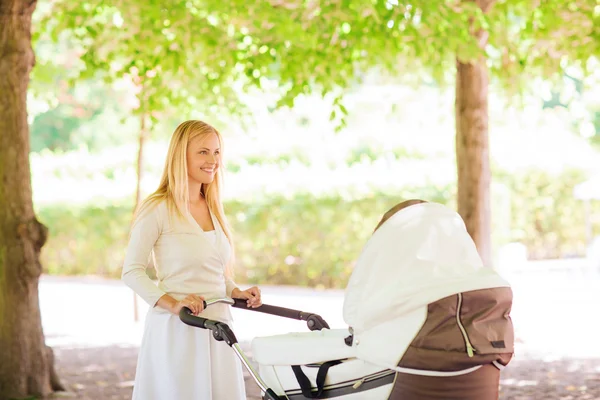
132 307 247 400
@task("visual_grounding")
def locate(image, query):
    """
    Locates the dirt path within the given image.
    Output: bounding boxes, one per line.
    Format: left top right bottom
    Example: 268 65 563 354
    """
48 344 600 400
48 344 262 400
41 272 600 399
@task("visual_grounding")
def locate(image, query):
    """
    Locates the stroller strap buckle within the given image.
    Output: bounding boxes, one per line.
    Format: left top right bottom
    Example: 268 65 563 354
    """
291 360 343 398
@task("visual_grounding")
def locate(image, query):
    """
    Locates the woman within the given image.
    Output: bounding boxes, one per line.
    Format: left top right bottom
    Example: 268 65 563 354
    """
122 120 261 399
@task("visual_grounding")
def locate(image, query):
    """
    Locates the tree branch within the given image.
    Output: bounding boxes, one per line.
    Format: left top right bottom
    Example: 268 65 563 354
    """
476 0 496 13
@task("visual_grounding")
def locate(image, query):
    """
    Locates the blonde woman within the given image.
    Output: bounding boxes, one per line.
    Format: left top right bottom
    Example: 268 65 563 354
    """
122 120 261 399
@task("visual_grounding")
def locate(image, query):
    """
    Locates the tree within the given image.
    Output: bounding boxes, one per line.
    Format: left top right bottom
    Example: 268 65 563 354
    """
207 0 598 265
0 0 64 397
0 1 595 394
41 1 598 266
37 0 252 208
37 0 258 321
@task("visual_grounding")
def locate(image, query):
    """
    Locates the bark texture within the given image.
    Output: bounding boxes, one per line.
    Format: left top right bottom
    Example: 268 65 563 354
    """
0 0 64 397
455 0 496 266
455 58 491 266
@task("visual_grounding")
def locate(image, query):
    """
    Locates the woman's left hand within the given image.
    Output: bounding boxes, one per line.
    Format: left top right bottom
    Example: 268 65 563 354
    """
231 286 262 308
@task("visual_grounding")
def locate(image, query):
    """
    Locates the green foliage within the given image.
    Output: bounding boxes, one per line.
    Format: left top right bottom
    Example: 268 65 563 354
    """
36 186 451 288
346 144 428 165
30 104 101 152
241 148 312 168
591 111 600 146
38 0 599 118
212 1 484 105
36 168 599 288
32 1 599 155
35 0 252 124
31 0 599 137
229 188 451 288
38 203 134 277
29 0 600 286
496 167 597 259
538 70 600 147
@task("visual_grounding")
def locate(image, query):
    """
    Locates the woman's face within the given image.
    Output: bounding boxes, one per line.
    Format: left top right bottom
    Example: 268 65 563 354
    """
186 132 221 185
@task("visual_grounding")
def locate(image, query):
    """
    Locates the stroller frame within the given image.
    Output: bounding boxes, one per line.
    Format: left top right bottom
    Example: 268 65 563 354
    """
179 297 335 400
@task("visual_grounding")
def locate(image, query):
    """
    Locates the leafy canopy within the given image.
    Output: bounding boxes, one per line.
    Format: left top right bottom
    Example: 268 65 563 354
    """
37 1 599 121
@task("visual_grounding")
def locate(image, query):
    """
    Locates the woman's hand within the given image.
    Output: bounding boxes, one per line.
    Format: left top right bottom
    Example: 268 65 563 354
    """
231 286 262 308
173 294 205 316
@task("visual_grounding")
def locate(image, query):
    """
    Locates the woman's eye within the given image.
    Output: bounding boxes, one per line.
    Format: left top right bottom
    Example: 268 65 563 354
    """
199 151 207 155
214 151 220 156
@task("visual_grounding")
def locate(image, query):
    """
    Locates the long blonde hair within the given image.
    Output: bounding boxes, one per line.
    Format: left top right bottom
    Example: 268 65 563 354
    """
133 120 235 277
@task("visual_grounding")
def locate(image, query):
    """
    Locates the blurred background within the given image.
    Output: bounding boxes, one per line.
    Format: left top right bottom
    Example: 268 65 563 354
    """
30 41 600 289
2 1 600 399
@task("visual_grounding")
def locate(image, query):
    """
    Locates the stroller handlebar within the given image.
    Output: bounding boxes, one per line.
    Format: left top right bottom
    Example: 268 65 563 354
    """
178 306 284 398
179 307 210 329
179 307 239 346
178 297 330 331
178 300 321 399
205 297 234 307
231 298 330 331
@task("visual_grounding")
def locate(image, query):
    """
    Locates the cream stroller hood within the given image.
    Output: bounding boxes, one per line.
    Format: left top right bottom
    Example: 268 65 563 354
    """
343 202 510 368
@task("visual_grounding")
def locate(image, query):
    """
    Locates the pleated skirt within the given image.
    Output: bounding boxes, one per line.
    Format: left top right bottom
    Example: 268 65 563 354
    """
132 308 247 400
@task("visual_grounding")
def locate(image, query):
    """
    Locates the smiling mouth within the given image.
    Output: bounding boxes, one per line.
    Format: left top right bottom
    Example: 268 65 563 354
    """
201 168 215 173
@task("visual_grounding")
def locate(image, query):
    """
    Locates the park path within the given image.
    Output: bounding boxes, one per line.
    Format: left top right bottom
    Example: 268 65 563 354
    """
41 259 600 399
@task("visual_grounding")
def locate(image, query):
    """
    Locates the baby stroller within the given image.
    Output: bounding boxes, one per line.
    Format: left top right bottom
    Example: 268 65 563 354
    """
180 201 514 399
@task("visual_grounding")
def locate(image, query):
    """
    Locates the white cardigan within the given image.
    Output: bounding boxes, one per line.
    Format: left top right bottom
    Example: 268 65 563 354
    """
122 200 238 322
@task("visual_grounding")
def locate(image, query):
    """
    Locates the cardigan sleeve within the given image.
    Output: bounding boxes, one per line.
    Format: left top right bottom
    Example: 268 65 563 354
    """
225 276 238 298
121 204 167 307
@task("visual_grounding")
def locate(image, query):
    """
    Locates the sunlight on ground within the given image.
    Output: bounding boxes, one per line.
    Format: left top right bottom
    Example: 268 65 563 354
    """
500 379 539 387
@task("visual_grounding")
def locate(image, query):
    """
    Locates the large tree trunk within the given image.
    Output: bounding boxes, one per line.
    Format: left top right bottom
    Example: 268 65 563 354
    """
455 59 491 266
455 0 495 267
0 0 63 397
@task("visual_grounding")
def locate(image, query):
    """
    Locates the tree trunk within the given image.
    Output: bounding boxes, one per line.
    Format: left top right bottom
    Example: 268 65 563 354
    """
134 113 147 207
455 0 495 267
132 113 148 322
455 59 491 266
0 0 64 397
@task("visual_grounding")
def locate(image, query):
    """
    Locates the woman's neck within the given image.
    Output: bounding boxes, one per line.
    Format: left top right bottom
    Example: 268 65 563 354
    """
188 181 203 205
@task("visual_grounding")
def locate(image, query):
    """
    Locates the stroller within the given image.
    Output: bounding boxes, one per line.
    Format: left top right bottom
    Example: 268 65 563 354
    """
180 201 514 399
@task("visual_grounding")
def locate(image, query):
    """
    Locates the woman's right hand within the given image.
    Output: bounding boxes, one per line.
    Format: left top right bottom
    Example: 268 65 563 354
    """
172 294 205 316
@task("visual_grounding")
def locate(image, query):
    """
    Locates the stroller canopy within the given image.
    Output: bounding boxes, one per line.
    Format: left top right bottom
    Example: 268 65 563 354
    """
342 202 509 368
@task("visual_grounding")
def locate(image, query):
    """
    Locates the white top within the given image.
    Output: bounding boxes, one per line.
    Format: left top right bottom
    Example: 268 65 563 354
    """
122 200 237 322
203 230 217 244
343 202 510 368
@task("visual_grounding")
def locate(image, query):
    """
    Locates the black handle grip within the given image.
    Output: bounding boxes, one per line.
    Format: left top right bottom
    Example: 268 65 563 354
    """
232 298 303 318
179 307 238 346
305 314 330 330
231 299 330 331
177 300 208 315
179 307 209 328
